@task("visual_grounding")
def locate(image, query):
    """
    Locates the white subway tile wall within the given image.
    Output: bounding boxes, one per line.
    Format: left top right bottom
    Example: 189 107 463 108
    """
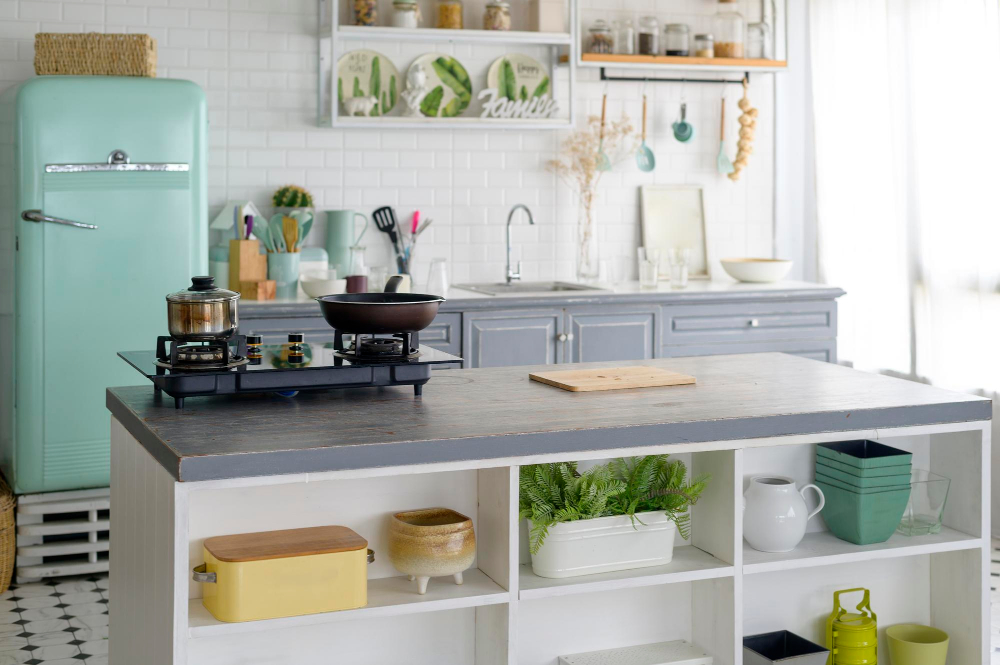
0 0 773 285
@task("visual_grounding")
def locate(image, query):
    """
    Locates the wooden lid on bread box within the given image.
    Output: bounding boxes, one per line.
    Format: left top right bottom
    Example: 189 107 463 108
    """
204 525 368 563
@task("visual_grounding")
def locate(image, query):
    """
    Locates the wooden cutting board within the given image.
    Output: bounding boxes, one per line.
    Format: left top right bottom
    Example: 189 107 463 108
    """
528 366 697 392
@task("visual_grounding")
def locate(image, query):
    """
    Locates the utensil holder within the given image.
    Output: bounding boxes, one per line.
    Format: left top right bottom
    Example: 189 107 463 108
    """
229 239 274 301
268 252 300 301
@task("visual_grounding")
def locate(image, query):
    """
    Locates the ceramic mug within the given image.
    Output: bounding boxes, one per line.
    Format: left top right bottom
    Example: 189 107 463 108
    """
267 252 300 300
743 476 825 553
325 210 368 277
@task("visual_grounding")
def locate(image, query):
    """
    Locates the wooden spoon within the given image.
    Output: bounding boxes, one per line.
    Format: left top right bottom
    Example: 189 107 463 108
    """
282 216 299 254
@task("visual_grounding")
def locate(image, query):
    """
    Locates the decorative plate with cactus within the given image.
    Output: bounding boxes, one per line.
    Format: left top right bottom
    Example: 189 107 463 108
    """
337 49 399 117
408 54 472 118
487 54 551 102
272 185 313 209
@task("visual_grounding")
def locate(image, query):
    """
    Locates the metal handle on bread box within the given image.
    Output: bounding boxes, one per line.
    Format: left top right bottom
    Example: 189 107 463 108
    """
21 210 98 230
192 563 217 584
368 549 375 564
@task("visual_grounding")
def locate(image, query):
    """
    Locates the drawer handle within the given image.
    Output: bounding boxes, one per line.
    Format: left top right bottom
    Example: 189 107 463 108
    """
192 563 217 584
748 319 760 328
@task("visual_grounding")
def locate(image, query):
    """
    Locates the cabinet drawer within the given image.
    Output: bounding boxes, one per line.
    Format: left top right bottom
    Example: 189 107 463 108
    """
662 339 837 363
662 300 836 346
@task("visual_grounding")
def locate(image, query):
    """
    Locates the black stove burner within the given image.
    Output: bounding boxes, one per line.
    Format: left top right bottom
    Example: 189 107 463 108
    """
333 330 420 361
154 335 249 371
120 332 462 408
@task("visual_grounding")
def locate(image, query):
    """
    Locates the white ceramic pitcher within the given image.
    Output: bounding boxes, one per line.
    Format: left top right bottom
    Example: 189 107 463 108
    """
743 476 825 553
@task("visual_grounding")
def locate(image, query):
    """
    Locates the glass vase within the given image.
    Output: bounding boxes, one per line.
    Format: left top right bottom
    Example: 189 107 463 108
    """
576 200 599 282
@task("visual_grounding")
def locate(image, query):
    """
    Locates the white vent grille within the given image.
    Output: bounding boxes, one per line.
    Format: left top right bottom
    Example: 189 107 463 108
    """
16 487 110 582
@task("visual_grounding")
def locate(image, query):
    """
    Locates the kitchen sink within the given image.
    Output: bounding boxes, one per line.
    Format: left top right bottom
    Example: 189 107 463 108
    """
453 281 608 296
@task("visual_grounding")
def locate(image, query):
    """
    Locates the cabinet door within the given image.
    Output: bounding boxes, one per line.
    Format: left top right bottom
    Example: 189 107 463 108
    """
565 306 658 363
420 313 461 356
463 309 564 368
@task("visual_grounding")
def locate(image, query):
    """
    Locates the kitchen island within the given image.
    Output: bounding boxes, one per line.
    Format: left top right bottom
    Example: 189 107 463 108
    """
106 353 991 665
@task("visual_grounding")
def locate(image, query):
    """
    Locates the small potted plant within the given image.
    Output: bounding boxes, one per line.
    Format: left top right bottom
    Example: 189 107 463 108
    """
272 184 314 217
519 455 708 579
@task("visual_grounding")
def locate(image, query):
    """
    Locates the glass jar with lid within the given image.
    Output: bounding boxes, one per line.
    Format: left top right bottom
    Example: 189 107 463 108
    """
637 16 659 55
436 0 463 29
587 19 614 54
664 24 690 56
392 0 421 28
694 34 714 57
484 1 511 30
714 0 745 58
747 22 769 59
612 19 635 55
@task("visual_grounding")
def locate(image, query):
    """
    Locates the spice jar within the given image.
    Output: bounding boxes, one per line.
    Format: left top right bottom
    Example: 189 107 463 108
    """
587 19 614 54
664 24 690 56
484 1 511 30
392 0 421 28
353 0 377 26
612 19 635 55
694 33 714 57
638 16 659 55
714 0 745 58
436 0 463 29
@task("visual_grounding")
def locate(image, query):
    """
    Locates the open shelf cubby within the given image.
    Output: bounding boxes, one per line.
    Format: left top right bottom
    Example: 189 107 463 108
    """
164 420 989 665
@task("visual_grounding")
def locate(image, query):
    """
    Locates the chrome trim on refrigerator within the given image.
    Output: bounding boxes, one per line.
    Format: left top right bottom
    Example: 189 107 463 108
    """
21 210 99 230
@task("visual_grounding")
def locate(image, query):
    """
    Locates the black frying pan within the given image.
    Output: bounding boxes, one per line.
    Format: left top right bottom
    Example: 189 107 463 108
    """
316 276 445 334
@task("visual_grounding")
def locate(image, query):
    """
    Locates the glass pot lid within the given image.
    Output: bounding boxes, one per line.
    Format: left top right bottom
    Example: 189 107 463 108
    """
166 276 240 304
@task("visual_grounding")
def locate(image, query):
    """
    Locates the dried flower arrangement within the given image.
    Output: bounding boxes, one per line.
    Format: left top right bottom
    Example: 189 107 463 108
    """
547 111 636 280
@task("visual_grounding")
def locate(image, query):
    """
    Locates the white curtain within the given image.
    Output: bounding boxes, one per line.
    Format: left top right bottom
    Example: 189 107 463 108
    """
810 0 1000 393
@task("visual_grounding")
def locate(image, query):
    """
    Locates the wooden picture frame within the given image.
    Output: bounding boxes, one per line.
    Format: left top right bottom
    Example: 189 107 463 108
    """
640 185 710 280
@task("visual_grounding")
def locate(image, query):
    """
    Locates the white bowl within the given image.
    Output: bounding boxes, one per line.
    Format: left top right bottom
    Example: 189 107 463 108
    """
300 271 347 298
720 258 794 283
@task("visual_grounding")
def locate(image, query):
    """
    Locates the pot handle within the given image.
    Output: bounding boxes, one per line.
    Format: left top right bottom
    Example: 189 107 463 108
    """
192 563 217 584
800 483 825 521
384 275 403 293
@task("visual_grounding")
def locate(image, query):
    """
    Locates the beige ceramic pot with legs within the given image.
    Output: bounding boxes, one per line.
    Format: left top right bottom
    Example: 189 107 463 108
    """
387 508 476 595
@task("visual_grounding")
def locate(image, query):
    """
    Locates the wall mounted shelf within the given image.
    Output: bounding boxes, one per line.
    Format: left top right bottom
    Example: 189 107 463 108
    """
581 54 786 72
338 25 573 45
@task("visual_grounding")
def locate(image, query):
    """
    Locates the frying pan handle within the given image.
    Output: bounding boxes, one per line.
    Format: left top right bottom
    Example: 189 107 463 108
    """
384 275 404 293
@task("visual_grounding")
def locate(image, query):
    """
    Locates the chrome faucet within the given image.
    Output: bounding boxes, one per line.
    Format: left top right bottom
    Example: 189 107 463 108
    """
506 204 535 283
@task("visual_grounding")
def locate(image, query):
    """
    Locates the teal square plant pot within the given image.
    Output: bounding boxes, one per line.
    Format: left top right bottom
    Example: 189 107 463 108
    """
815 456 912 478
816 480 911 545
817 440 912 469
815 462 912 489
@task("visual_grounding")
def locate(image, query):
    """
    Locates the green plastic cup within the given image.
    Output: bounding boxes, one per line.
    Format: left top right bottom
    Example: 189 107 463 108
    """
886 624 948 665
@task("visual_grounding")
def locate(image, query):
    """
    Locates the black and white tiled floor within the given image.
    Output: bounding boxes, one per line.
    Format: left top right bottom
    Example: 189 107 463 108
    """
0 575 107 665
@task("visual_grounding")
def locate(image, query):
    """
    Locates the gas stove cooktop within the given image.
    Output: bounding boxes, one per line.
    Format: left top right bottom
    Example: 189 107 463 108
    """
119 333 462 408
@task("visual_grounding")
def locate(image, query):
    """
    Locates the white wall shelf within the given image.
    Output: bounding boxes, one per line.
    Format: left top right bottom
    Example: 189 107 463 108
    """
319 0 577 129
188 567 509 639
743 526 982 576
519 545 733 600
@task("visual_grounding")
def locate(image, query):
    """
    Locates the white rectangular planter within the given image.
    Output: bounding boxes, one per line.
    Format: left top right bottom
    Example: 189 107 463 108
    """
529 511 677 579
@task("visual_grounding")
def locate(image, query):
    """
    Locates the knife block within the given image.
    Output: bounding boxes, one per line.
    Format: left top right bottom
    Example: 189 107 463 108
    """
229 239 274 300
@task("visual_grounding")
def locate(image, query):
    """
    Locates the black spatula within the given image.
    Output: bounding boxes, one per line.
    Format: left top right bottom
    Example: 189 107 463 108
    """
372 206 406 273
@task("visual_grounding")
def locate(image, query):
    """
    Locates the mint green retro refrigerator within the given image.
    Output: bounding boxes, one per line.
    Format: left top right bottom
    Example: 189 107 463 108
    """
0 77 207 494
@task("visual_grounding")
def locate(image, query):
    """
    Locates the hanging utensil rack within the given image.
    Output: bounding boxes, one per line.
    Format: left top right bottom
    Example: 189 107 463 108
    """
599 68 751 86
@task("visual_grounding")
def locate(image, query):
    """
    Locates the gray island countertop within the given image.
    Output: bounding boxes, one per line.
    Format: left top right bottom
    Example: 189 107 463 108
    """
107 353 989 483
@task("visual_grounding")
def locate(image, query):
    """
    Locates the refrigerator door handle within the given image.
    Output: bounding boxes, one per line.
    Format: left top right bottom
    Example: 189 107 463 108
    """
21 210 99 230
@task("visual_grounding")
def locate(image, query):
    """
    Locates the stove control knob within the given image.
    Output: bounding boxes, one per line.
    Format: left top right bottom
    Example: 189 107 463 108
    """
246 334 262 346
288 332 304 344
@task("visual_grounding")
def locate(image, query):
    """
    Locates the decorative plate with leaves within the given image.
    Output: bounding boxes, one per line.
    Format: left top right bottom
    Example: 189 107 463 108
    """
408 54 473 118
487 54 550 102
337 49 399 117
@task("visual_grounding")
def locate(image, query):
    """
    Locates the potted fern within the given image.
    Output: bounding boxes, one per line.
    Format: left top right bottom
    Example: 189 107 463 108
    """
519 455 708 579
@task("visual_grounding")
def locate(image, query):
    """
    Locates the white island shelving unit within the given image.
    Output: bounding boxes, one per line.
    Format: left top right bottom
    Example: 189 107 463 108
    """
106 354 991 665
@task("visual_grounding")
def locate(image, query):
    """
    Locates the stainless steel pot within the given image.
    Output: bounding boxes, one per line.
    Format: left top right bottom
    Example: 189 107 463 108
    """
166 276 239 341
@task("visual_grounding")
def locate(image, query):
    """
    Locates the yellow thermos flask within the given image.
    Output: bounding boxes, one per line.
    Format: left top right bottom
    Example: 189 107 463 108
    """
826 588 878 665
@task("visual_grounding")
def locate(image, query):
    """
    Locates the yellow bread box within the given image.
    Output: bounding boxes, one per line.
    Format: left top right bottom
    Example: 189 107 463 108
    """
193 525 373 623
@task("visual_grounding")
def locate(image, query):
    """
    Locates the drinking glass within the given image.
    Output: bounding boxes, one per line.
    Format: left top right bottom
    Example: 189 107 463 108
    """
368 265 389 292
426 258 449 297
897 469 950 536
668 248 691 289
637 247 660 290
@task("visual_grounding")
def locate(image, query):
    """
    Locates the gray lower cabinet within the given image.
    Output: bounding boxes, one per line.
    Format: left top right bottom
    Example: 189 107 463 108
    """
463 309 564 368
420 313 461 355
566 306 657 363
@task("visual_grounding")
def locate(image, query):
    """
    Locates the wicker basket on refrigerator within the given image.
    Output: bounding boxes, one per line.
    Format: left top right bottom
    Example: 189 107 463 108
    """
34 33 157 77
0 477 15 593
